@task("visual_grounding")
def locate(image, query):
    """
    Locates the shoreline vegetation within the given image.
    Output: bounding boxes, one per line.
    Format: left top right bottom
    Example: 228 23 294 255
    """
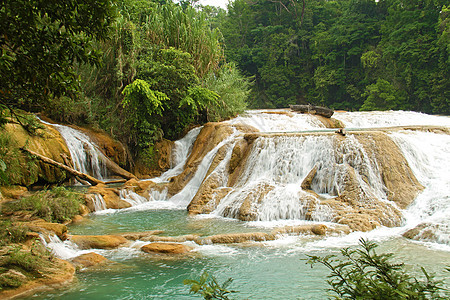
1 0 449 298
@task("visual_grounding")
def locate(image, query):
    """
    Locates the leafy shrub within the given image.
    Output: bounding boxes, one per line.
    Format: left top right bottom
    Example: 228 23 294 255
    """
184 271 236 300
306 239 446 299
4 187 84 223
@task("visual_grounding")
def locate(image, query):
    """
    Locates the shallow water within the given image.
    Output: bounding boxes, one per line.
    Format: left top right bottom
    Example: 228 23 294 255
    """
31 209 450 300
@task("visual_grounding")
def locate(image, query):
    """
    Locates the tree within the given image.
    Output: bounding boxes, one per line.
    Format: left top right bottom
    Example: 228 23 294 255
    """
0 0 116 111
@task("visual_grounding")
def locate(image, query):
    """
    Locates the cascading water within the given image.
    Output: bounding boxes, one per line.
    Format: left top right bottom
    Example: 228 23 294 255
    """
390 131 450 245
39 119 109 180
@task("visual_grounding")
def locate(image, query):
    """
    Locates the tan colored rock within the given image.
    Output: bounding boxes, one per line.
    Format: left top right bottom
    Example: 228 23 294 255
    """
75 125 130 169
301 166 318 191
141 243 193 254
134 139 174 178
71 252 108 268
188 172 231 215
311 224 327 235
87 185 131 209
200 232 275 244
69 235 128 249
356 132 423 209
27 220 68 240
228 138 256 187
140 234 199 243
71 215 85 224
403 223 440 243
0 258 75 300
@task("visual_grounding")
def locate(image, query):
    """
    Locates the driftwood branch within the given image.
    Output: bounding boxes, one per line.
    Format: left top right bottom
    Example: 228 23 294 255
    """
21 148 104 185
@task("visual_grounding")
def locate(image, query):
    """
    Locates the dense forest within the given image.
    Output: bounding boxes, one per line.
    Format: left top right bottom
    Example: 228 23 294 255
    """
217 0 449 113
1 0 449 164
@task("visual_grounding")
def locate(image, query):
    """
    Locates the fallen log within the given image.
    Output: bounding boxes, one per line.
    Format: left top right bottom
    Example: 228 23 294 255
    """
289 104 334 118
21 148 104 185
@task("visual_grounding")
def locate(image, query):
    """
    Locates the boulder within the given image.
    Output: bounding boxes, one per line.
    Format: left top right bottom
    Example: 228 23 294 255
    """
141 243 193 254
71 252 109 268
402 223 443 243
119 230 165 241
69 235 128 249
0 186 28 201
134 139 174 178
356 132 423 209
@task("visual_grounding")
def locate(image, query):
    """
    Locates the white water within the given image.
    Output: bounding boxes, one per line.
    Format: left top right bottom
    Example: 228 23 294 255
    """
92 194 107 211
226 109 325 132
39 119 108 179
390 131 450 246
152 126 202 183
334 110 450 128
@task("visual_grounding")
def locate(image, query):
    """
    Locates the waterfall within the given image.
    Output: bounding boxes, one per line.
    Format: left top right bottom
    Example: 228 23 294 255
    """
390 131 450 244
334 110 450 128
212 134 388 222
39 119 109 180
153 126 202 183
40 234 87 260
92 194 107 211
120 189 148 206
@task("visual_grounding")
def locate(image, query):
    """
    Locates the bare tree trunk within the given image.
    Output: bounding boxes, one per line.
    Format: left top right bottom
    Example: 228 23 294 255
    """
21 148 105 185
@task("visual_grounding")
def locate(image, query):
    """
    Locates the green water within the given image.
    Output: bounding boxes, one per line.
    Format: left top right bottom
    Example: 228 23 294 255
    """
31 209 450 299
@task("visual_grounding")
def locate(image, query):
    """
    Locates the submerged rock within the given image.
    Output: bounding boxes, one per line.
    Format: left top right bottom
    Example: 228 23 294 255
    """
199 232 275 244
141 243 193 254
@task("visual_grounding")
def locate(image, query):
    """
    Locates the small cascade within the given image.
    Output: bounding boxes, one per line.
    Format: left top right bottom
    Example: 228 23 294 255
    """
38 118 109 180
120 189 149 206
212 134 389 222
334 110 450 128
92 194 107 212
155 127 202 183
169 130 239 208
40 234 86 260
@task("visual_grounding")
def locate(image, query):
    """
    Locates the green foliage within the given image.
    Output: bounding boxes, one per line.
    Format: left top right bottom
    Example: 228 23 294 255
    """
0 220 28 246
121 79 166 149
183 271 236 300
144 3 224 78
360 79 407 111
0 131 26 186
306 239 446 299
219 0 448 113
4 187 84 223
203 63 250 121
0 0 116 111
